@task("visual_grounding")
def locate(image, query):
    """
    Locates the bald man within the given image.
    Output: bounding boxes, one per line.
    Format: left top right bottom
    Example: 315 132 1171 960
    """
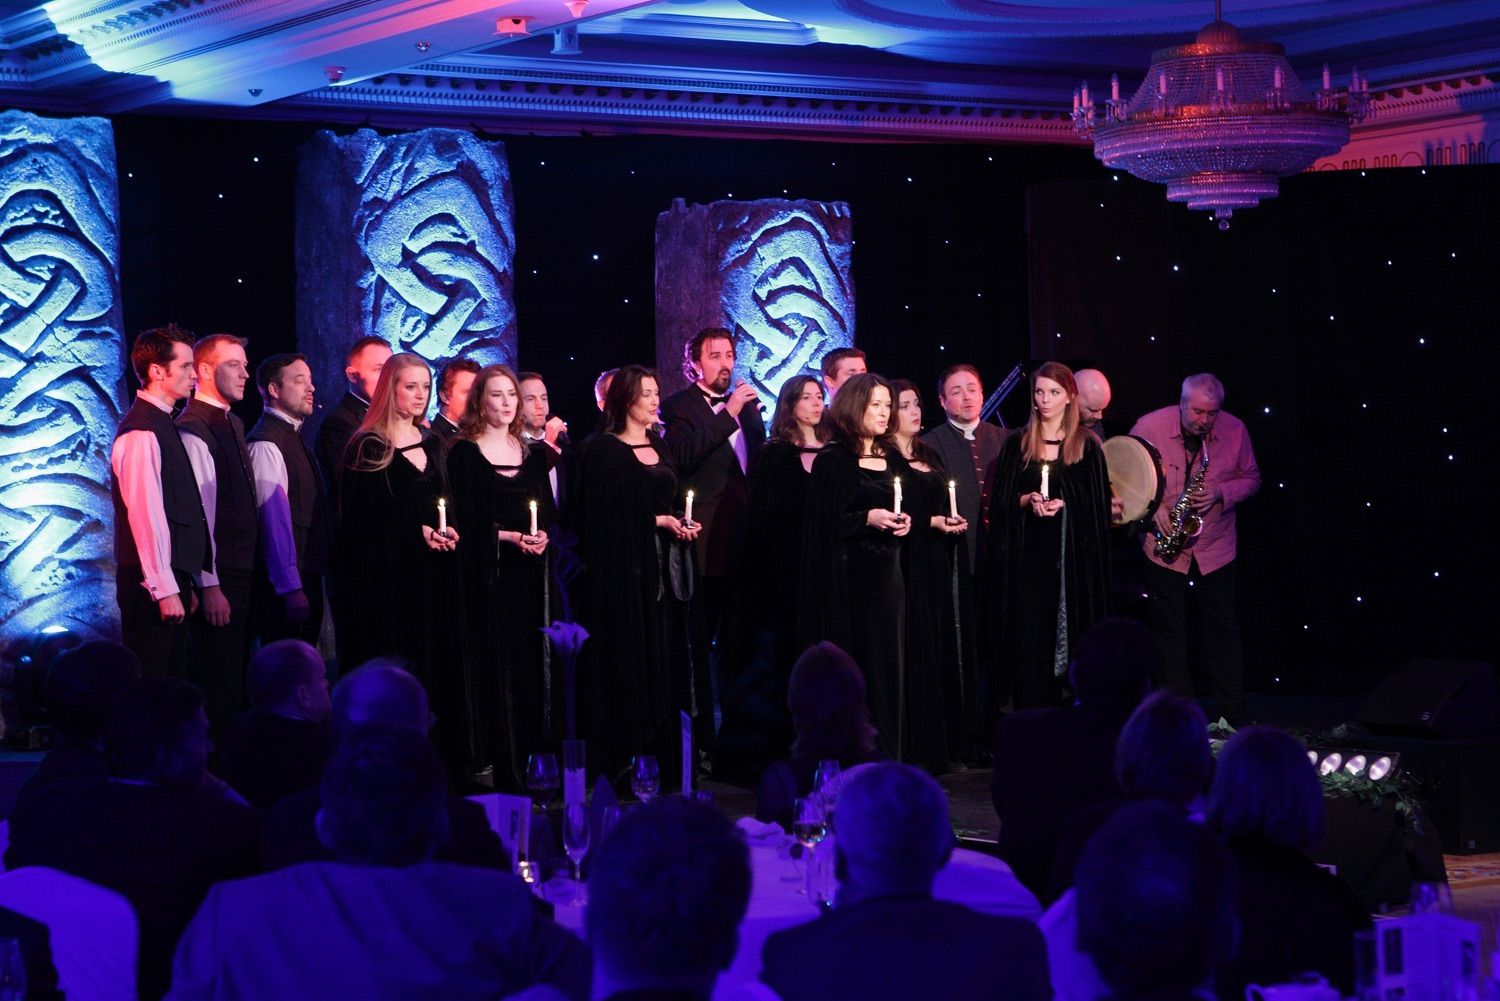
1075 369 1112 439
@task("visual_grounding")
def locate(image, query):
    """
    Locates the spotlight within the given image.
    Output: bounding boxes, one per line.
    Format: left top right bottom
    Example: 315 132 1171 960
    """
324 66 346 84
1343 754 1368 777
1318 753 1343 776
1307 750 1319 766
1368 756 1395 781
564 0 587 16
495 15 532 35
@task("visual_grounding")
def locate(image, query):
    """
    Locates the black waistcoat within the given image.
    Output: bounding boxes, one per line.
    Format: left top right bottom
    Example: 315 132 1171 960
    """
177 399 260 574
247 412 331 575
112 398 211 576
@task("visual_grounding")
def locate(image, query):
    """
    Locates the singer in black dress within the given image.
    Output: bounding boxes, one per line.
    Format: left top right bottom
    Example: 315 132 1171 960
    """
447 365 560 790
799 373 913 762
337 353 473 771
987 362 1112 710
574 365 708 784
716 375 829 780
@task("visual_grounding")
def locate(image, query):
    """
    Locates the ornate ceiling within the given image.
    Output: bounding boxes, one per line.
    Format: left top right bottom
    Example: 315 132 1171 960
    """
3 0 1498 159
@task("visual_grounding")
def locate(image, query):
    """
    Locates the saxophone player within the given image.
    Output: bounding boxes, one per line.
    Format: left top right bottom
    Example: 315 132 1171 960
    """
1129 374 1260 724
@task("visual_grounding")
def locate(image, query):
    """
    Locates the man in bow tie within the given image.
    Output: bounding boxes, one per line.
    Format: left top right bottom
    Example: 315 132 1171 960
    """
662 327 766 711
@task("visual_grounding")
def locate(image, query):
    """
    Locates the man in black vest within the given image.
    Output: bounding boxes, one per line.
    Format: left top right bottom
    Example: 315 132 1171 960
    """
111 325 211 678
662 328 766 697
431 357 479 443
247 353 331 645
315 335 392 496
178 333 260 736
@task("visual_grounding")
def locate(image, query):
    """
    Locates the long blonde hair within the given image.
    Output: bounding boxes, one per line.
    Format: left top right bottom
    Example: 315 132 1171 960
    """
350 351 430 472
1020 361 1088 466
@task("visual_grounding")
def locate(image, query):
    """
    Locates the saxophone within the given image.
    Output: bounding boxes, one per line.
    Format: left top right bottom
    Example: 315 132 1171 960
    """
1154 445 1209 563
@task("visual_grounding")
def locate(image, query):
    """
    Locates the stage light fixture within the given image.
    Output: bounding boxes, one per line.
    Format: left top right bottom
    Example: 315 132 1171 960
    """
1318 753 1343 776
1367 756 1395 781
495 16 532 36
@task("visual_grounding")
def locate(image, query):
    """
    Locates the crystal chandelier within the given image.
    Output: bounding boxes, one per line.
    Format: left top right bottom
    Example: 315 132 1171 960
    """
1070 1 1371 229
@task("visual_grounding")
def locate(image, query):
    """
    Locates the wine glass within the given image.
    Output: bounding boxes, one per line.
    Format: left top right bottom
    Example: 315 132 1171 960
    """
790 797 827 893
630 755 660 803
562 803 591 906
525 753 560 811
0 938 24 1001
813 759 843 826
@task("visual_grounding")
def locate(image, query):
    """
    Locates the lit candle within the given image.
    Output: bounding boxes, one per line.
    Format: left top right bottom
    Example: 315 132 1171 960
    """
1072 88 1080 113
437 498 447 536
892 477 903 517
1273 65 1283 90
1216 66 1225 92
1322 63 1331 90
948 480 959 520
1158 70 1167 96
1080 81 1089 108
684 489 695 524
1110 73 1119 102
529 499 539 537
1040 464 1050 500
1351 66 1360 92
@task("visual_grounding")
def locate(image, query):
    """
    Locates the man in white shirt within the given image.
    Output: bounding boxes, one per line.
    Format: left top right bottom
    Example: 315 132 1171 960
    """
518 370 567 506
110 325 211 677
246 354 330 645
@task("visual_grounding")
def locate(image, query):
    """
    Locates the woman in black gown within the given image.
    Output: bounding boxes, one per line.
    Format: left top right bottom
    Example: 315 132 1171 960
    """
891 378 971 774
716 374 829 780
574 365 707 784
799 373 913 762
337 352 472 769
447 364 559 790
986 361 1112 709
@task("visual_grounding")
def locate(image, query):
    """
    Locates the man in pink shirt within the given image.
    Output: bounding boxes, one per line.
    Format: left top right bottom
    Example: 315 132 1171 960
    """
1129 374 1260 723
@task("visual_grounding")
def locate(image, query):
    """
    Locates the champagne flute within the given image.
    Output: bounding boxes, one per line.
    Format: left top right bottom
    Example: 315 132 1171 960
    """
813 759 843 827
563 803 591 906
525 753 560 811
630 755 660 803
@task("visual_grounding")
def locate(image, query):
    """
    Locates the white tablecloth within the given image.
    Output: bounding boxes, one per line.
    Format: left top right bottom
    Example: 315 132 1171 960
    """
549 831 1039 999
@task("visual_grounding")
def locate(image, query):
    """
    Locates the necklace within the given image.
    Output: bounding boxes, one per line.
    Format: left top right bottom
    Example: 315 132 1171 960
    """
1043 438 1064 446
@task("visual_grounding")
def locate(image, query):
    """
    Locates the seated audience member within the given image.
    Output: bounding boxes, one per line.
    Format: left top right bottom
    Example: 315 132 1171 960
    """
1208 727 1372 998
260 660 507 871
755 642 882 829
1048 689 1213 899
16 640 141 801
991 616 1153 897
760 763 1050 1001
168 729 589 1001
0 905 61 1000
587 798 750 1001
220 640 332 809
5 678 260 1001
1075 801 1238 1000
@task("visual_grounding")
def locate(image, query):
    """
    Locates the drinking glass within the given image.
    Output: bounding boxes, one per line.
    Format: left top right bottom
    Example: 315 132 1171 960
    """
805 840 836 912
600 805 623 843
630 755 660 803
0 938 24 1001
791 797 827 893
563 803 591 906
813 759 843 826
525 753 560 811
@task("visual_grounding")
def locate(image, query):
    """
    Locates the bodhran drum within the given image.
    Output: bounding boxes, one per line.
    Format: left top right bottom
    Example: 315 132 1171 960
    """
1103 434 1165 526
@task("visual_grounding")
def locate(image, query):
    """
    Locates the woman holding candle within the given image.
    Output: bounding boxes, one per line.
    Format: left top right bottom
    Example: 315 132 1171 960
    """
891 378 972 773
799 372 912 762
985 361 1112 710
447 364 559 790
338 352 473 772
716 375 831 780
574 364 706 785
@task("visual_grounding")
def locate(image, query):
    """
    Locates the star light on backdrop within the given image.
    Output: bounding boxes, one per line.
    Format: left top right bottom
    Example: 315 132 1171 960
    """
1071 0 1370 228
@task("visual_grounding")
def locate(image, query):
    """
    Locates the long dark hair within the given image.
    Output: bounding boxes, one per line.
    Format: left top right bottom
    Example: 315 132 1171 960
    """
889 378 944 470
788 642 878 762
768 374 829 446
826 372 895 456
602 364 658 435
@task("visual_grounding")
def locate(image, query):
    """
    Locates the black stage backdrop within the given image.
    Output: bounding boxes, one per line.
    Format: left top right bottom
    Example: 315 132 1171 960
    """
113 114 1498 692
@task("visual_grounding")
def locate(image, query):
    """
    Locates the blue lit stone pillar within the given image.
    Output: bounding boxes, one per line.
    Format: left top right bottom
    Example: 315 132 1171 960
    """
655 197 854 414
295 128 517 412
0 111 126 644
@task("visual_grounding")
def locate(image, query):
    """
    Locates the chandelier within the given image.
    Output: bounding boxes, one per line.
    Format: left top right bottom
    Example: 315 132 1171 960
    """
1070 1 1370 229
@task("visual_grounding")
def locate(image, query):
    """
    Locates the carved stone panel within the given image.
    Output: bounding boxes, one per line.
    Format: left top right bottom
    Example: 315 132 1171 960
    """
655 197 854 417
0 111 126 643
